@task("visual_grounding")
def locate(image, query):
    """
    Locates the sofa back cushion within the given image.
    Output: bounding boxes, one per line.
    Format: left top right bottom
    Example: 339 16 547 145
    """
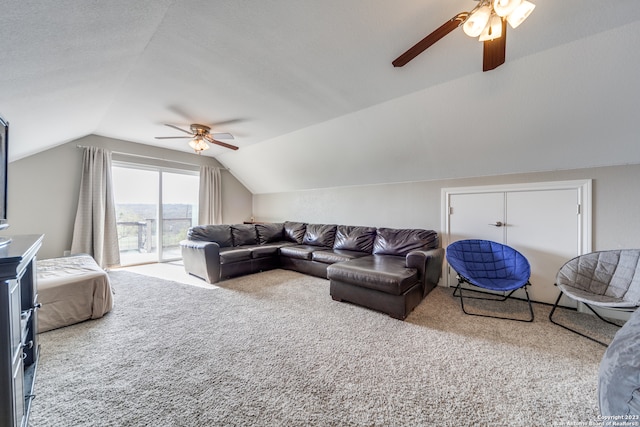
255 223 285 244
303 224 337 247
333 225 376 253
373 228 439 256
231 224 258 246
188 225 233 247
284 221 307 244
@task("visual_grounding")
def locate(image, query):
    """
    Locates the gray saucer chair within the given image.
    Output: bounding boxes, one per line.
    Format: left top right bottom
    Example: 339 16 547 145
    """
549 249 640 346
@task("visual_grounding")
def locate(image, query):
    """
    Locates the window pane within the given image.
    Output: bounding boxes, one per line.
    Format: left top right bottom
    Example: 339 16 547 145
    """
112 166 159 266
161 172 199 260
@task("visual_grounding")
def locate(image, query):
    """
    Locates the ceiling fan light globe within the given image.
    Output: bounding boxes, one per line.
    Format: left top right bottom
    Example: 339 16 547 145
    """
463 5 492 38
189 138 210 152
478 15 503 41
506 0 535 28
493 0 522 17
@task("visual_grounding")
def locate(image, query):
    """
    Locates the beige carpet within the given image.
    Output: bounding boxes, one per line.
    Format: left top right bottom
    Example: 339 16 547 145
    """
113 261 218 289
29 269 615 426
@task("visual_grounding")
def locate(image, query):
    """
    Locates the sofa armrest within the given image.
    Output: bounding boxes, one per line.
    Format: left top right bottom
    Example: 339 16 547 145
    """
180 239 221 284
406 248 445 294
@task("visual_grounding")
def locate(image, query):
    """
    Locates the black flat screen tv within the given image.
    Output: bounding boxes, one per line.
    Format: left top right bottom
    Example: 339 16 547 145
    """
0 116 8 232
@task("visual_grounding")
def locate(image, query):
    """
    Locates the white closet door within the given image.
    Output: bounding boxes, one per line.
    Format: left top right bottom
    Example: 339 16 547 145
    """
506 189 580 304
446 192 504 287
443 181 591 304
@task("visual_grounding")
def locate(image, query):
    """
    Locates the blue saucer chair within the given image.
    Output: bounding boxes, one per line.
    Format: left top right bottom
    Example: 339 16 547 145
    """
446 239 534 322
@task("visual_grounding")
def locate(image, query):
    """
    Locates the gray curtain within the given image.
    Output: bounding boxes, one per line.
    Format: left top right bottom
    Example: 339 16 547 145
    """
199 165 222 225
71 147 120 268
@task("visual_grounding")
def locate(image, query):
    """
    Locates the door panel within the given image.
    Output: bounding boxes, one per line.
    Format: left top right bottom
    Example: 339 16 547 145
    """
506 189 579 305
113 167 159 266
161 172 199 261
447 192 504 286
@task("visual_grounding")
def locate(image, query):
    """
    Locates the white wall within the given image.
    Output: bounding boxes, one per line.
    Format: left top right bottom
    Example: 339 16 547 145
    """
253 163 640 251
4 135 253 259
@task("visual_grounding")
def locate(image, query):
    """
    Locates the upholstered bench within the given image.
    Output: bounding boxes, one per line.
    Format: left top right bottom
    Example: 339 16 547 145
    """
37 254 114 333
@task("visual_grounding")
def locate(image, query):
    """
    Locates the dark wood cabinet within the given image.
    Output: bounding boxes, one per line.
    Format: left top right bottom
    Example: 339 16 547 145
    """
0 235 43 427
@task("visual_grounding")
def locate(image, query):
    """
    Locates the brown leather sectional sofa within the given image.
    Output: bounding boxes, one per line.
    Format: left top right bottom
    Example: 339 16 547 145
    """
180 221 444 319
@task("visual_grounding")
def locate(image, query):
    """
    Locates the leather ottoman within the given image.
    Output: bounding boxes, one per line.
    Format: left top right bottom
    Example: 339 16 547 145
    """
327 255 423 320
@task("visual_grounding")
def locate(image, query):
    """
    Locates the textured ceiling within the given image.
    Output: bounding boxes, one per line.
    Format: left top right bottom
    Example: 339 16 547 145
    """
1 1 639 193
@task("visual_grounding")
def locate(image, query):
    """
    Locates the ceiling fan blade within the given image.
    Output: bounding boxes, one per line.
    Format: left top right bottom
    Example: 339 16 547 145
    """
154 136 192 139
483 18 507 72
210 118 246 127
392 12 468 67
204 134 239 151
211 132 234 140
164 124 194 135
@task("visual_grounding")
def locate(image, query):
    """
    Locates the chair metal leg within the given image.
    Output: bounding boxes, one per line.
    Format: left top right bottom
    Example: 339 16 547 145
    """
548 291 625 347
453 279 534 322
453 284 512 302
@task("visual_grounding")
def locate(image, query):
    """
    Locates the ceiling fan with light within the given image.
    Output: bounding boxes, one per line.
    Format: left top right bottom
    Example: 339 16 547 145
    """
392 0 535 72
155 124 239 154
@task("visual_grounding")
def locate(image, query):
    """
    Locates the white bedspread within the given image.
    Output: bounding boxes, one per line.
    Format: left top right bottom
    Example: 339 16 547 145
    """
37 254 113 333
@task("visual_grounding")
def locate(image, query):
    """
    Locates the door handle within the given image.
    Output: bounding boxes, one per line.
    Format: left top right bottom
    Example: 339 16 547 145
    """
489 221 504 227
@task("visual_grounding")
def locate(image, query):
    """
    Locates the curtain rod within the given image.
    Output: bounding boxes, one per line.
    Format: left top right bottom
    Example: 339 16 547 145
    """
76 145 229 170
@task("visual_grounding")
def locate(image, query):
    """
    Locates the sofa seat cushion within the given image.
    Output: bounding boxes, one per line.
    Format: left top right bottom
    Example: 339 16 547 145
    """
327 255 418 296
249 243 294 259
247 245 277 259
312 249 369 264
219 247 252 264
280 245 322 260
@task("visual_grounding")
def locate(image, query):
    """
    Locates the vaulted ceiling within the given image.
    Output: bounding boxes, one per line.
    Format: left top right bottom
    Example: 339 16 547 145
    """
2 1 639 193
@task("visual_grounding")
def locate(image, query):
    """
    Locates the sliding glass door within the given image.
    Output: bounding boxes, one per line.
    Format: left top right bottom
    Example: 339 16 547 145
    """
112 163 199 266
161 172 199 260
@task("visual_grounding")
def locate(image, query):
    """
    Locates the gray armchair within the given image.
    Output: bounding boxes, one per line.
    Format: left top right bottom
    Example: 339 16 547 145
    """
549 249 640 346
